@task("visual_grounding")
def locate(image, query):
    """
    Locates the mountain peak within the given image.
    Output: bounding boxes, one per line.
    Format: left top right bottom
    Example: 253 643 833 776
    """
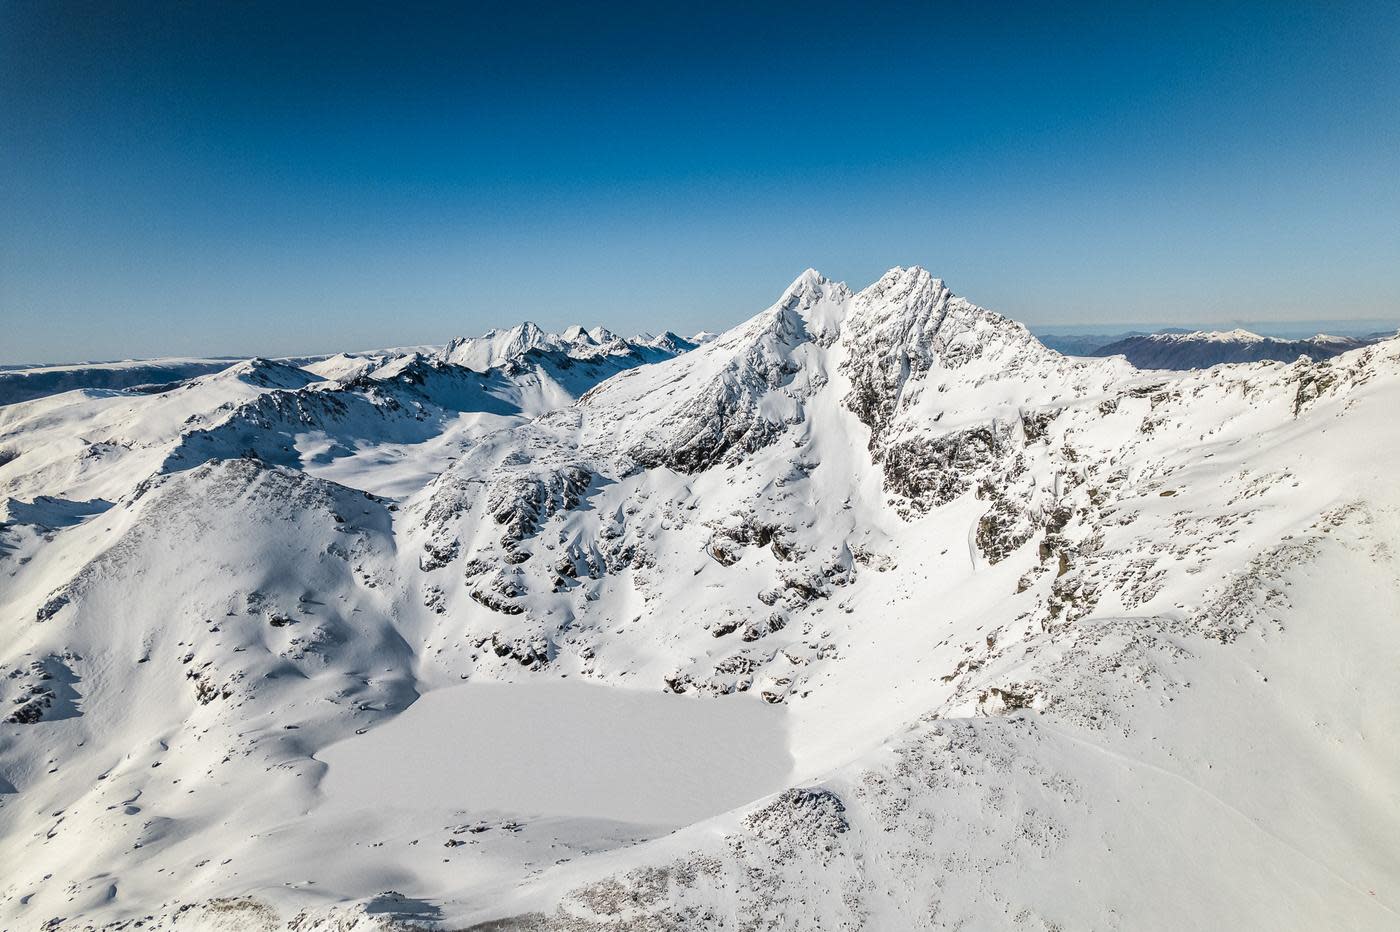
860 265 946 305
442 321 558 371
773 269 853 343
780 268 830 299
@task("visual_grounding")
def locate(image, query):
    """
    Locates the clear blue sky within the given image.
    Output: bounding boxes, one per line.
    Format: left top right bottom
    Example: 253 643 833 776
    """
3 1 1398 363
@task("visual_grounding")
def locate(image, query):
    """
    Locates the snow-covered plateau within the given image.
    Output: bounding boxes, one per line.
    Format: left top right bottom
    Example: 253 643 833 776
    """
2 266 1398 931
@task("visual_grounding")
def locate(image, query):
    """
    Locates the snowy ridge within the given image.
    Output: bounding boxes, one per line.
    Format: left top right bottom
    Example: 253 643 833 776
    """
577 270 850 472
2 268 1399 930
1093 327 1384 369
1163 327 1270 343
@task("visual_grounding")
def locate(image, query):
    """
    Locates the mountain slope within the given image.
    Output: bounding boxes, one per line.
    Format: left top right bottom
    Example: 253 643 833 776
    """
1 269 1398 931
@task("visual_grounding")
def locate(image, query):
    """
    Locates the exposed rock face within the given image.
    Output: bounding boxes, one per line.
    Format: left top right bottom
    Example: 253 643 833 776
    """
3 654 81 724
841 268 1059 421
486 464 594 542
881 423 1013 515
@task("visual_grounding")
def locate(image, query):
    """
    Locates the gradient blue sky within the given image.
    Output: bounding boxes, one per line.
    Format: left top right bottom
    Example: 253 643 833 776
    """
3 1 1398 364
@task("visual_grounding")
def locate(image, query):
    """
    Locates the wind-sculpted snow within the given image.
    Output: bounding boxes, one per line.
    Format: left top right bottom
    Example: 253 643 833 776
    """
3 269 1400 930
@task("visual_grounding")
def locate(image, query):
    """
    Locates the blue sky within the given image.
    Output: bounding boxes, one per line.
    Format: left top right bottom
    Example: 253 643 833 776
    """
2 1 1398 363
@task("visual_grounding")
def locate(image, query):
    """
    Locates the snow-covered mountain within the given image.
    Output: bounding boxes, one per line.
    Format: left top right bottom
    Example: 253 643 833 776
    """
1091 327 1387 369
440 322 695 374
3 268 1399 931
0 328 693 410
0 357 254 407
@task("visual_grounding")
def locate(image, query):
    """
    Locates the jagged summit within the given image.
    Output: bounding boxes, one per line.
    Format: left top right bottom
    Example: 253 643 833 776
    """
574 266 1093 477
772 268 853 343
676 265 1036 361
776 267 833 303
442 321 555 371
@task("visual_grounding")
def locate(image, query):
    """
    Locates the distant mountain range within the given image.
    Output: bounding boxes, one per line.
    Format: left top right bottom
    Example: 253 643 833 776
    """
1037 326 1397 368
0 329 707 408
7 320 1397 409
